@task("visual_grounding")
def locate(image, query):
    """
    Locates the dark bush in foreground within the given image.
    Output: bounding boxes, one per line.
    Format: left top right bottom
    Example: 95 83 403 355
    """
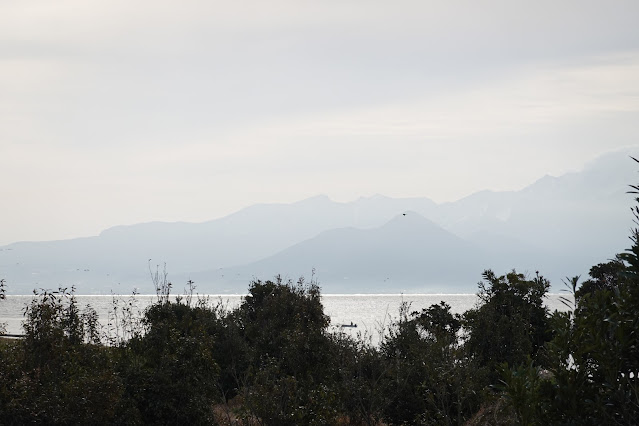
1 257 638 425
0 289 127 424
118 301 221 425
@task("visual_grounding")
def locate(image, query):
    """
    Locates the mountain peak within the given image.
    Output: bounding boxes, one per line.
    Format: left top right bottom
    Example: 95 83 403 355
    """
294 194 332 205
381 211 443 232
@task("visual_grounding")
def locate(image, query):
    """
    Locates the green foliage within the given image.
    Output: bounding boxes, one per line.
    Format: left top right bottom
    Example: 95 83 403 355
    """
547 286 639 423
230 276 342 425
504 265 639 424
464 270 551 375
497 360 554 426
328 332 389 425
0 274 545 424
575 257 626 300
234 276 329 374
245 359 339 426
0 287 127 424
497 157 639 424
413 301 462 342
119 299 221 425
379 301 482 425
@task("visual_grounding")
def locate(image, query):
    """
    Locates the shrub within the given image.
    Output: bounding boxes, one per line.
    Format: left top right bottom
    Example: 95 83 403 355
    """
464 270 551 376
0 288 126 424
118 299 221 425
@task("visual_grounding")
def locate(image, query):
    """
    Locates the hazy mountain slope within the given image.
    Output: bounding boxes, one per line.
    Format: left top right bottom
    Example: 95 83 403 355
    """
0 195 438 293
186 213 488 293
0 148 636 294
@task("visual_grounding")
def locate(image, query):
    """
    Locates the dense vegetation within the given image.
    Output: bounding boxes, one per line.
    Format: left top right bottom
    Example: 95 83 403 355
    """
2 177 639 424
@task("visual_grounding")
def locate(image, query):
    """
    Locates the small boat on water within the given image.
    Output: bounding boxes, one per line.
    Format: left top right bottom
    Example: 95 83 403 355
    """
340 322 357 328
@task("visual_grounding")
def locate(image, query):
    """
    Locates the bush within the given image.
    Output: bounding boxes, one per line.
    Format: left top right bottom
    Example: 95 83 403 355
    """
118 299 221 425
464 270 551 376
0 288 127 424
379 301 482 425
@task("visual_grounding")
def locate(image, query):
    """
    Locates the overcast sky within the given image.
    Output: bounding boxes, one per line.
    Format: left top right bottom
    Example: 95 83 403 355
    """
2 0 639 245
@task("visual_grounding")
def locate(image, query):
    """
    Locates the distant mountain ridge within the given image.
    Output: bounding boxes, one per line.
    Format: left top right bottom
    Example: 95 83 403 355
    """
1 148 637 294
190 212 486 293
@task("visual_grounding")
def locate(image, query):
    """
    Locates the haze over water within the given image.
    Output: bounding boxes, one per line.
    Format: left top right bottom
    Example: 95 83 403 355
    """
0 293 571 339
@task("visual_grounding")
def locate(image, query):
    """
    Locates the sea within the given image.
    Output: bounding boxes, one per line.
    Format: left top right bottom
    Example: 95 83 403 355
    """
0 293 571 342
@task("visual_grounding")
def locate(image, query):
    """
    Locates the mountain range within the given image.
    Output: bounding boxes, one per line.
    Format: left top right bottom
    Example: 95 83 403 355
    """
1 149 637 294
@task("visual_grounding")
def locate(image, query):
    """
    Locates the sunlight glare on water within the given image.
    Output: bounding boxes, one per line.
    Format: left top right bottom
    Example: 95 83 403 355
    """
0 293 571 339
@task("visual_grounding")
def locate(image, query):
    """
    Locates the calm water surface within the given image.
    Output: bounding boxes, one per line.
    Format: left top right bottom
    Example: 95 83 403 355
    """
1 293 571 339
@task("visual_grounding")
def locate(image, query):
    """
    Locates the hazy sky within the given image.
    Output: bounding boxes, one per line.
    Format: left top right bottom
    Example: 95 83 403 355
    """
2 0 639 245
